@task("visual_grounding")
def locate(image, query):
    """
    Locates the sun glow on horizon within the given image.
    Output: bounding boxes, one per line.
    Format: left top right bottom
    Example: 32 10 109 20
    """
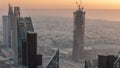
0 0 120 10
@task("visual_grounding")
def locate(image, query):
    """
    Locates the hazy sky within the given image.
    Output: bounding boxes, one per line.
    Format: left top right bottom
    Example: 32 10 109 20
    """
0 0 120 9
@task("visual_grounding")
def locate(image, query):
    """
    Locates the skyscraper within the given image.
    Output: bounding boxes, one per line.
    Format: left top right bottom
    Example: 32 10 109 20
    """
8 4 14 48
26 32 37 68
17 17 34 65
98 55 117 68
2 16 9 47
72 6 85 62
11 6 21 66
17 17 25 64
22 33 43 68
2 4 19 66
3 4 34 66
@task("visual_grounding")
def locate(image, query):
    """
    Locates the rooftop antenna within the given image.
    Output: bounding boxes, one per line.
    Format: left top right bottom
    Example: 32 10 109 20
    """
75 0 82 9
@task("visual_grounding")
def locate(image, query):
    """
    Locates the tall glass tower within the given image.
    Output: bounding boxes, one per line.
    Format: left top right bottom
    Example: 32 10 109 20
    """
12 6 21 66
17 17 34 65
8 4 14 48
2 16 9 47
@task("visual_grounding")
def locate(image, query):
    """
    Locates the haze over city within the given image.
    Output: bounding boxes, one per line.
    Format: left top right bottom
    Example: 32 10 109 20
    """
0 0 120 68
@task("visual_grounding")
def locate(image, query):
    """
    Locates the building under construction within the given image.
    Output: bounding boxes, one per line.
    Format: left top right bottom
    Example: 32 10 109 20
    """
72 1 86 62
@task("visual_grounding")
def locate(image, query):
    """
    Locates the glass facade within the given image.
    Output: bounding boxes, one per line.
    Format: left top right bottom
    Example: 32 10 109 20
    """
17 17 25 64
17 17 34 65
114 57 120 68
45 49 59 68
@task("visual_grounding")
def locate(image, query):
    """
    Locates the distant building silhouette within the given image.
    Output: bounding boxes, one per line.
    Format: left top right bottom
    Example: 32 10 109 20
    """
72 6 85 62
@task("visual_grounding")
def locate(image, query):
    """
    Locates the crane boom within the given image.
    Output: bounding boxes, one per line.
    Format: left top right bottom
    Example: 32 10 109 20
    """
76 1 80 8
75 0 82 9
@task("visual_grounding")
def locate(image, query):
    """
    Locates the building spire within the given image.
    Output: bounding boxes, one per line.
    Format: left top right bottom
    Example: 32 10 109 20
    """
8 3 13 15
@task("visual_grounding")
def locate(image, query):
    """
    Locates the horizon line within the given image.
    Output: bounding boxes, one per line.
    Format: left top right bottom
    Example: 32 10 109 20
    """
1 8 120 11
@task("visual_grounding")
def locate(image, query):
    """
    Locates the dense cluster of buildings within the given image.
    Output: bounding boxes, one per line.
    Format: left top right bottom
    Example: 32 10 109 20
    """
1 4 59 68
0 2 120 68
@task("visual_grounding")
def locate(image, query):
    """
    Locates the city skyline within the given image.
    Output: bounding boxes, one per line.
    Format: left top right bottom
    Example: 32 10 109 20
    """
1 1 120 68
1 4 59 68
0 0 120 10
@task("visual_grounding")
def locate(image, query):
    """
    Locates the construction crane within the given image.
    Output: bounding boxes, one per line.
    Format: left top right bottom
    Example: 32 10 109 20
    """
75 0 82 9
76 0 83 9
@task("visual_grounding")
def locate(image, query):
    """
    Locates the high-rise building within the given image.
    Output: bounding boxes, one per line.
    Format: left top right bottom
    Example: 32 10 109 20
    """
17 17 25 65
107 55 117 68
17 17 34 65
26 32 37 68
11 6 21 66
2 4 18 66
22 33 43 68
22 39 27 67
98 55 117 68
72 6 85 61
8 4 14 48
2 4 19 66
98 55 108 68
2 16 9 47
